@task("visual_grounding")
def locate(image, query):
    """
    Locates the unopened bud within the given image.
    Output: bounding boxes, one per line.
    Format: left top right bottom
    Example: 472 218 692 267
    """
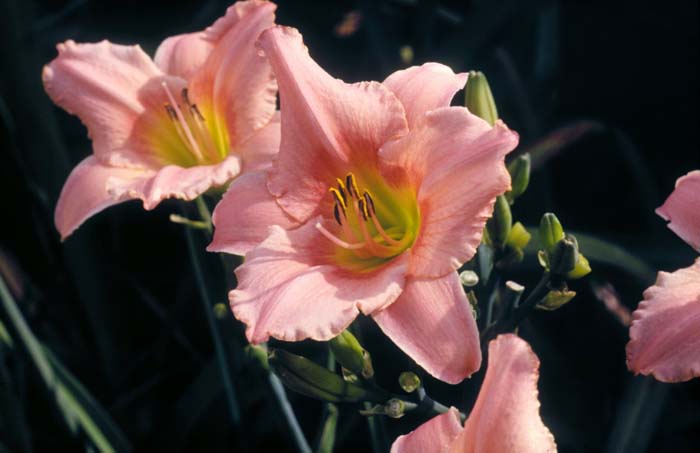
244 344 269 370
549 236 579 275
506 222 532 251
465 71 498 126
505 154 531 203
398 372 421 393
269 349 383 403
567 253 591 279
538 289 576 311
360 398 408 419
486 195 512 249
539 213 564 251
459 270 479 287
329 330 374 379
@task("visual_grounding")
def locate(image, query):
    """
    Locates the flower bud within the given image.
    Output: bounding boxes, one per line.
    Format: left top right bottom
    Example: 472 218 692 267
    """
485 195 512 249
538 289 576 311
506 222 532 251
464 71 498 126
360 398 408 419
329 330 374 379
244 344 269 370
567 253 591 279
539 213 564 251
548 236 578 275
269 349 383 403
459 270 479 287
505 154 531 203
398 372 421 393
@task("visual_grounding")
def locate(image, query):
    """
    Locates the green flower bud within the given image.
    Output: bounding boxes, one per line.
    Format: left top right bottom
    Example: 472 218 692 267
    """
360 398 407 419
486 195 512 249
539 213 564 251
538 289 577 311
459 270 479 287
269 349 384 403
464 71 498 126
329 330 374 379
505 154 531 203
398 372 421 393
548 236 579 275
244 344 269 370
506 222 532 250
567 253 591 279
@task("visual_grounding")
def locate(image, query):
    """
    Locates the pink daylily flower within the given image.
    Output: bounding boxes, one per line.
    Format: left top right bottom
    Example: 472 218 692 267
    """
43 1 278 240
209 26 518 383
627 170 700 382
391 334 557 453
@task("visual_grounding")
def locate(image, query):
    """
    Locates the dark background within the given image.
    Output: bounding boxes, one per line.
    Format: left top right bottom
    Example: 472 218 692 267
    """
0 0 698 451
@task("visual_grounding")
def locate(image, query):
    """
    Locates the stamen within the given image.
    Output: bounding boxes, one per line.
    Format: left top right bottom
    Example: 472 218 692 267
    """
315 223 366 250
345 173 360 198
362 192 375 218
329 188 347 210
335 178 347 203
358 198 369 221
191 104 206 122
161 82 205 161
333 204 342 225
363 191 402 246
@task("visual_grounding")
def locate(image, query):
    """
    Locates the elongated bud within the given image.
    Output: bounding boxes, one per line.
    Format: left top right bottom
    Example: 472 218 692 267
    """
539 213 564 251
398 372 421 393
269 349 384 403
486 195 512 249
548 236 579 275
505 154 531 203
459 270 479 287
465 71 498 126
507 222 532 250
538 288 576 311
329 330 374 379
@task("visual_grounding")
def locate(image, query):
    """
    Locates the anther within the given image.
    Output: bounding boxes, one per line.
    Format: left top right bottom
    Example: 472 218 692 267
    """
358 198 369 221
164 103 177 120
335 178 347 203
191 104 205 122
345 173 360 198
333 204 342 225
362 191 375 218
330 188 347 210
181 88 192 106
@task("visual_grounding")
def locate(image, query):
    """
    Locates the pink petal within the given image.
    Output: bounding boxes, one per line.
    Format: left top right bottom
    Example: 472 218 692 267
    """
119 155 243 210
258 26 408 222
380 107 518 278
208 170 298 256
189 0 278 147
42 40 163 168
656 170 700 251
154 32 213 80
231 220 408 343
372 272 481 384
383 63 468 129
626 258 700 383
238 112 281 173
454 334 557 453
390 408 463 453
54 156 154 240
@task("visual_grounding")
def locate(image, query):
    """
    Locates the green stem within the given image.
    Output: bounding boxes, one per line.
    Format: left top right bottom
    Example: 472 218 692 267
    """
269 372 312 453
181 211 240 425
195 196 213 235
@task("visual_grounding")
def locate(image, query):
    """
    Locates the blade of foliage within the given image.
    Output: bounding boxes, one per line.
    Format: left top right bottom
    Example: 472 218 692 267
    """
526 120 604 170
0 275 131 452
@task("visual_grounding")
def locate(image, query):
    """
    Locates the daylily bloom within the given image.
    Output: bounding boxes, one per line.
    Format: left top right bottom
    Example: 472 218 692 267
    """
627 170 700 382
43 1 278 240
209 26 518 383
391 334 557 453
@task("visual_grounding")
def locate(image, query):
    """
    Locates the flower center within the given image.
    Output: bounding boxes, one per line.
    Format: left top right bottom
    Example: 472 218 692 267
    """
157 82 229 167
316 172 419 271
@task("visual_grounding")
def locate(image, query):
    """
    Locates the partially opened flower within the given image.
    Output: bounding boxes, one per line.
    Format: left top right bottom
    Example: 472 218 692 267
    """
627 170 700 382
209 26 518 383
43 1 278 240
391 334 557 453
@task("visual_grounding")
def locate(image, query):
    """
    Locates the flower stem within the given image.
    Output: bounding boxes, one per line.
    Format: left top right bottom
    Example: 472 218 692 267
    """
269 371 312 453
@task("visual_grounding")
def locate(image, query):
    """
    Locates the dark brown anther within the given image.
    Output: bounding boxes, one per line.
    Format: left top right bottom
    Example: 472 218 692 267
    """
333 204 342 225
181 88 192 106
363 192 375 218
345 173 360 199
191 104 206 122
164 103 177 120
358 199 368 221
329 188 346 210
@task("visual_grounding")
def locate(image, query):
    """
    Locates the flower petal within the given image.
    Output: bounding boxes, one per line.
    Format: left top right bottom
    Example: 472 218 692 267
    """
383 63 468 129
208 170 298 256
118 155 242 210
230 220 407 343
154 32 213 80
626 259 700 383
656 170 700 251
55 156 154 240
380 107 518 277
42 40 163 168
390 408 463 453
238 112 281 173
189 0 278 146
372 272 481 384
454 334 557 453
258 26 408 222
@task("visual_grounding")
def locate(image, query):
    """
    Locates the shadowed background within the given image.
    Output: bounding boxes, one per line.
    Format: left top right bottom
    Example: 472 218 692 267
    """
0 0 698 451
